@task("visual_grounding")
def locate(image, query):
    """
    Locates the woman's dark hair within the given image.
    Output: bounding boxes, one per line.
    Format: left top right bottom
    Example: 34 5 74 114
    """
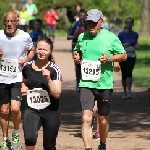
36 37 55 63
125 17 134 24
34 18 43 26
124 17 134 30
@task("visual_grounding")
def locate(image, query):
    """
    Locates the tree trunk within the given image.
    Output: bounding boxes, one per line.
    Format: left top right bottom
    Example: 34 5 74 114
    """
139 0 150 35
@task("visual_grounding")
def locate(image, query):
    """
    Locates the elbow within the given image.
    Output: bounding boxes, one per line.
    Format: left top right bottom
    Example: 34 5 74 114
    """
123 53 127 61
52 91 61 99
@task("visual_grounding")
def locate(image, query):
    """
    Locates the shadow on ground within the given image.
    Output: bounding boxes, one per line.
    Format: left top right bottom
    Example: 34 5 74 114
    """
20 79 150 140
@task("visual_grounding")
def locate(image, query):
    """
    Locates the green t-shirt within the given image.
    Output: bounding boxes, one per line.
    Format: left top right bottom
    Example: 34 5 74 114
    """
74 29 125 89
25 4 38 20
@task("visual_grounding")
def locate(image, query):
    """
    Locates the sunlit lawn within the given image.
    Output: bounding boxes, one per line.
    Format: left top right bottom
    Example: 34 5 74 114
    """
133 43 150 90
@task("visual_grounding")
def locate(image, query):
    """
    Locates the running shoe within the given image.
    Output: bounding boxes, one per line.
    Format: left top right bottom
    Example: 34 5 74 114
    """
122 91 127 99
98 145 106 150
93 132 100 140
0 140 11 150
127 91 132 99
11 134 21 150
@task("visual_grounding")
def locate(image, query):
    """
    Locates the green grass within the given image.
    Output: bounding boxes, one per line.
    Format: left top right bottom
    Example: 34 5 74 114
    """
133 44 150 90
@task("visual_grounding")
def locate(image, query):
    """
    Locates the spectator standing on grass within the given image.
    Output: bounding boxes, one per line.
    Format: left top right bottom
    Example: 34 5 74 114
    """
118 17 139 100
25 0 38 31
67 9 86 93
44 7 59 43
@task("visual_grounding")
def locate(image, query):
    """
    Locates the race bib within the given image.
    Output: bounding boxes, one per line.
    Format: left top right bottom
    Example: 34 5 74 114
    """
0 58 19 77
125 46 136 58
27 88 51 110
81 59 101 81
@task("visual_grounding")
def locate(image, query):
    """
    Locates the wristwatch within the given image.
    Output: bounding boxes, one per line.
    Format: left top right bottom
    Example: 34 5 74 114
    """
107 56 111 62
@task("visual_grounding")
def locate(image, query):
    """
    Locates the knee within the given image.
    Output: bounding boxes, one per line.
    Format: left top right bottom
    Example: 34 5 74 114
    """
43 138 56 150
82 111 93 125
99 116 108 126
1 105 9 115
43 142 56 150
25 136 36 146
11 106 20 113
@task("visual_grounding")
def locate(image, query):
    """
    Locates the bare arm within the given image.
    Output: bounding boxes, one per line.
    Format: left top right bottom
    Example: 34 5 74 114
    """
47 79 62 99
99 53 127 64
26 46 35 62
33 10 38 15
21 78 28 95
67 35 76 40
42 68 62 99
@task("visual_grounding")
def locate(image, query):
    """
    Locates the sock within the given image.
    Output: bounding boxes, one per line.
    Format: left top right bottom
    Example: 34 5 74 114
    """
100 141 106 147
3 137 9 141
12 129 19 135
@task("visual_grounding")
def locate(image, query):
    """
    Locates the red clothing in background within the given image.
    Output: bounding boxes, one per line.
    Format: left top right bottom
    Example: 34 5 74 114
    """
44 11 58 26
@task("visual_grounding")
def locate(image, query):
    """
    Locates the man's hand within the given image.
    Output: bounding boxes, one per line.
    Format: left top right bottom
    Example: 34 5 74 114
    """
21 86 28 95
98 53 108 64
0 50 3 57
135 44 139 49
42 68 51 81
113 62 120 72
18 59 26 67
73 51 81 64
123 42 130 47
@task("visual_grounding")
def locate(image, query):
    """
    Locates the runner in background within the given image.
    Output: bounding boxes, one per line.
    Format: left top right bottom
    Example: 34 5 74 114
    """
25 0 38 32
0 11 34 150
118 17 139 99
67 9 86 92
44 7 59 42
19 5 30 32
73 4 81 21
74 9 126 150
21 37 62 150
29 19 45 60
11 3 19 18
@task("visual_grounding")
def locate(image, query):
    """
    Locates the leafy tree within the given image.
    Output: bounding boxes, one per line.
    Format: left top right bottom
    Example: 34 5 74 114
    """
0 0 11 29
139 0 150 35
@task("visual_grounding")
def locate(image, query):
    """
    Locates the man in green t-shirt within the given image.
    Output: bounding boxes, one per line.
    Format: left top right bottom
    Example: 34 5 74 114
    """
74 9 127 150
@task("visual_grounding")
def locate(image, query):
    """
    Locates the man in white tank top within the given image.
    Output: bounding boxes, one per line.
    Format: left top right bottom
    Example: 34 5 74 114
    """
0 11 35 150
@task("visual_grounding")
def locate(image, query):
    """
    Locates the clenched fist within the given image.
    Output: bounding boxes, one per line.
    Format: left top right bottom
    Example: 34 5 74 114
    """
19 59 26 67
42 68 51 81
